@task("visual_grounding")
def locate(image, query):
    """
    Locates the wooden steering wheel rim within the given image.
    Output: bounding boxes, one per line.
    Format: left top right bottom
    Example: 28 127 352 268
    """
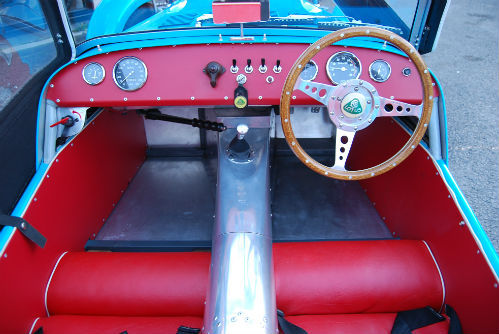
279 27 434 180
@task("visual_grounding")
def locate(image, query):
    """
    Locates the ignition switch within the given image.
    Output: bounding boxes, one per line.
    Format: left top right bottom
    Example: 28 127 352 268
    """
203 61 226 88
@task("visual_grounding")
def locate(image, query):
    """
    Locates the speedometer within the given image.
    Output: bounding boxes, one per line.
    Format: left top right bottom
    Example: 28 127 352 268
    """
326 51 361 85
113 56 148 91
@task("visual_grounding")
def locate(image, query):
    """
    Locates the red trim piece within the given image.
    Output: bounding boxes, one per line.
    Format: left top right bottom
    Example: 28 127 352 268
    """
0 110 146 333
274 240 444 315
47 44 434 108
348 118 499 333
47 252 211 317
35 315 202 334
212 2 261 24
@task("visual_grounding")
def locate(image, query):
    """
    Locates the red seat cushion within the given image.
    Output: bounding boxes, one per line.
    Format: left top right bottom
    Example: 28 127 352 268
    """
286 314 449 334
34 315 202 334
46 252 211 317
273 240 444 315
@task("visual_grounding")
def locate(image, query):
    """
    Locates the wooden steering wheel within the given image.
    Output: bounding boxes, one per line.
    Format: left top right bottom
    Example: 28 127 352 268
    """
279 27 434 180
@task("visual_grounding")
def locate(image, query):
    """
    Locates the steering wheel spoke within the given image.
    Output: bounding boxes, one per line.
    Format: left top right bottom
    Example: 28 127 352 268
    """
378 96 422 118
294 77 335 106
332 128 356 171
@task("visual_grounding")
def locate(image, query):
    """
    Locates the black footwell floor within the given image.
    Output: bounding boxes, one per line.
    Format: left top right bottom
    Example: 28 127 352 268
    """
96 156 391 242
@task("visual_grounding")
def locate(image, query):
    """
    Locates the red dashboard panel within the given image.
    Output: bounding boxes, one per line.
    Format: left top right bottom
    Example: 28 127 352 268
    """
47 44 431 108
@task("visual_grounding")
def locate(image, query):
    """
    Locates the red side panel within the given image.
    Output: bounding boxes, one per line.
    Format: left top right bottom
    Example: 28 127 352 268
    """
273 240 443 315
0 110 146 334
348 118 499 333
47 252 211 317
35 315 202 334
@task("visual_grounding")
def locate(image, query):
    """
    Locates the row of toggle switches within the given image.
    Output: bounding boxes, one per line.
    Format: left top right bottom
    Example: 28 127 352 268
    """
230 58 282 74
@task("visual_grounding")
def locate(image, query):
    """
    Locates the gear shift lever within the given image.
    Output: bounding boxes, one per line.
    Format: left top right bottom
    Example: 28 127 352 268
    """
228 124 251 162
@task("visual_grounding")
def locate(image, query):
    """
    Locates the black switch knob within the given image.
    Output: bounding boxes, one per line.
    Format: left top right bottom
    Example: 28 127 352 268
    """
232 59 237 67
261 58 265 67
203 61 226 88
247 59 251 67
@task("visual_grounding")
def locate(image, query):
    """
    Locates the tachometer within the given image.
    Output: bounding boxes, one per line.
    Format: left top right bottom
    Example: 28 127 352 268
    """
82 62 105 85
326 51 361 85
299 60 318 81
113 56 148 91
369 59 391 83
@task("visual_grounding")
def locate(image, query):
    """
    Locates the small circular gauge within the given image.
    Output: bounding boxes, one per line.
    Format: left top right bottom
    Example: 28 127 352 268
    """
326 51 361 85
82 62 105 85
113 56 148 91
369 59 391 83
299 60 318 81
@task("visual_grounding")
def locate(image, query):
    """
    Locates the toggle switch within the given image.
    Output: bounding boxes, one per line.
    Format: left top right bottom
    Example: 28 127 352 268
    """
245 59 253 73
259 58 267 73
273 59 282 73
231 59 238 73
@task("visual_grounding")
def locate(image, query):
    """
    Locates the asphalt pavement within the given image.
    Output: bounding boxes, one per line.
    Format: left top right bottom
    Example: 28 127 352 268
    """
423 0 499 252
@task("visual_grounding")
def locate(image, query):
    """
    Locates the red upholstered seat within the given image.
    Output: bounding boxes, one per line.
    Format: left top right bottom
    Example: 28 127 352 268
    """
273 240 445 315
46 251 211 317
33 240 447 334
34 315 202 334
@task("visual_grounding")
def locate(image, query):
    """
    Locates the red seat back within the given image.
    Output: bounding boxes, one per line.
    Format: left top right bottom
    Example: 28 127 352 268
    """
47 252 211 317
273 240 444 315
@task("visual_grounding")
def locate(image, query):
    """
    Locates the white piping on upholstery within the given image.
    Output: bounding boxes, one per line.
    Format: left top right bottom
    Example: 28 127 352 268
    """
44 251 68 317
422 240 446 312
28 317 40 334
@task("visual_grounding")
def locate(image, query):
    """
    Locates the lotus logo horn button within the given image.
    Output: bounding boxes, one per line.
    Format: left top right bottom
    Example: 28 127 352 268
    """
341 92 367 118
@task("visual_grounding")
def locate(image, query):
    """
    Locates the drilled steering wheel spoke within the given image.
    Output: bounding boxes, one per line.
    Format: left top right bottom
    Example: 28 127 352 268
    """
332 128 356 171
378 96 422 118
294 77 335 106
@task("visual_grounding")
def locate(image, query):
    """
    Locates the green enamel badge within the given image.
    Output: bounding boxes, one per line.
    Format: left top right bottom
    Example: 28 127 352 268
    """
343 98 363 115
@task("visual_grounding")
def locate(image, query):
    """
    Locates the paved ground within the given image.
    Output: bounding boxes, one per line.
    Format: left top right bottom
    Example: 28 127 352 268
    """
423 0 499 252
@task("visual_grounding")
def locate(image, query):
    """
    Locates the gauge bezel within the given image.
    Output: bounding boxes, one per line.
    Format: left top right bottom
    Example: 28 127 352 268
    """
299 60 318 81
82 62 105 85
326 51 362 85
368 59 392 83
112 56 148 91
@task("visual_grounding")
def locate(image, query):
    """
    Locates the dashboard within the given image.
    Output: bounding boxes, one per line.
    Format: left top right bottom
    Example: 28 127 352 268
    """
46 43 436 108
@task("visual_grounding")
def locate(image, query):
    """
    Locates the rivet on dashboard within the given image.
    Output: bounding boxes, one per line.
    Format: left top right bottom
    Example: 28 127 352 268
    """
157 97 161 101
50 84 54 88
56 99 60 103
224 96 229 100
90 98 94 102
191 96 195 100
390 96 394 99
258 96 263 100
292 96 296 100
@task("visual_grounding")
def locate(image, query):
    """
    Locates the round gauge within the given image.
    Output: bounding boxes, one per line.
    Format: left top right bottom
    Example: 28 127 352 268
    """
82 62 105 85
113 56 148 91
326 51 361 85
299 60 318 81
369 59 391 83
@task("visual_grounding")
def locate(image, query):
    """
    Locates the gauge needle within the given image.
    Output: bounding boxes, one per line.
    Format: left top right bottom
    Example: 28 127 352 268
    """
92 70 97 79
120 71 134 84
377 66 381 75
331 67 347 71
